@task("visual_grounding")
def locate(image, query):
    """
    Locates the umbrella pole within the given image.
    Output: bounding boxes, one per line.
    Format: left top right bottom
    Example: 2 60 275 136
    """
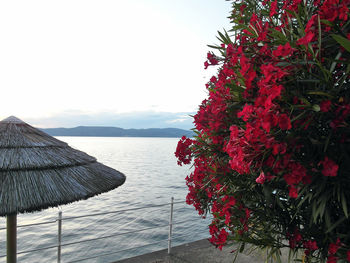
7 214 17 263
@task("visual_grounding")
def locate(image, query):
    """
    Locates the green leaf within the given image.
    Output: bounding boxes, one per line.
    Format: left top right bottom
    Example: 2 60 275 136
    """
263 185 273 205
269 28 287 42
227 83 245 93
331 34 350 53
330 51 343 73
276 62 292 67
324 58 350 65
217 29 232 45
233 24 250 30
300 97 311 106
315 197 327 219
341 191 348 218
291 111 307 122
295 61 317 65
326 216 347 233
317 15 322 59
296 190 311 208
323 132 332 153
217 31 228 42
320 19 333 26
207 44 224 50
307 91 334 98
312 200 317 223
297 79 320 83
325 208 331 230
235 71 246 87
223 29 231 42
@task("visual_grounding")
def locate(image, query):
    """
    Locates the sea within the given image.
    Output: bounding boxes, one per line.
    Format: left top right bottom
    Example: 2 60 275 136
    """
0 137 211 263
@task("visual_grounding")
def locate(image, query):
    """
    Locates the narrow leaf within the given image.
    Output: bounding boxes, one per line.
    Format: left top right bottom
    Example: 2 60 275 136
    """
330 51 343 73
331 34 350 53
326 216 346 233
307 91 333 97
341 191 348 218
207 44 224 50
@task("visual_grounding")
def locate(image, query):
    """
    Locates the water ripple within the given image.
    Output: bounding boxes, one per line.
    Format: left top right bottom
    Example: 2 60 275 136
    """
0 137 210 263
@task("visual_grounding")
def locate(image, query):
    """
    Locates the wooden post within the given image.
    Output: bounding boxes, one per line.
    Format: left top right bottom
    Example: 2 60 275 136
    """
7 214 17 263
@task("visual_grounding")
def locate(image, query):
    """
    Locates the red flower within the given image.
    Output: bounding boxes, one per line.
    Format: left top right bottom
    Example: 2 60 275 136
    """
284 162 307 186
175 136 193 166
288 229 303 248
210 76 217 83
297 31 315 46
260 63 288 84
304 240 318 251
272 143 287 155
295 231 302 243
209 226 229 250
278 114 292 130
179 0 350 257
272 42 295 57
328 238 342 255
320 157 339 177
283 0 302 11
320 100 332 112
288 186 298 198
297 15 318 46
270 0 278 17
256 171 266 184
205 52 218 69
237 104 254 121
320 0 349 22
327 255 338 263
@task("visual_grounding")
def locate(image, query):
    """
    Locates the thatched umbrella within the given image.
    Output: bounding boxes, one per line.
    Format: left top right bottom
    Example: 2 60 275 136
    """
0 116 126 263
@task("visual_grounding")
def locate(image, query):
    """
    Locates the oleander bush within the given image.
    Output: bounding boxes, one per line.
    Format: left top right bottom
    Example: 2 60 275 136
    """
175 0 350 262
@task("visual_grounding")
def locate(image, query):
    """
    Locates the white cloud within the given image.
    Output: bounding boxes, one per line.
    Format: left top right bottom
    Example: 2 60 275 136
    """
0 0 231 121
24 110 196 130
166 115 192 124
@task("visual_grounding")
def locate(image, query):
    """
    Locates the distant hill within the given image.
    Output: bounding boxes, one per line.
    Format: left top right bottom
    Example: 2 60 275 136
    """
41 126 193 138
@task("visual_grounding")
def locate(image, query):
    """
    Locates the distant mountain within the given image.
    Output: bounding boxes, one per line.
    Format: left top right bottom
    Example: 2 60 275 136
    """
41 126 193 138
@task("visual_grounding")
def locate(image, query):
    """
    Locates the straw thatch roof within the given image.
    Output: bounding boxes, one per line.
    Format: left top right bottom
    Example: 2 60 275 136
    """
0 116 126 216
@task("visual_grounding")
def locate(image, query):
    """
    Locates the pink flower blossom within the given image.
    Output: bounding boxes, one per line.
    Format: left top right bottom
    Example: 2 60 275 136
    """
256 171 266 184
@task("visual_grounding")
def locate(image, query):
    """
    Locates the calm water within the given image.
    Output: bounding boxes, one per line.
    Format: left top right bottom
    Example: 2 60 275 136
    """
0 137 210 263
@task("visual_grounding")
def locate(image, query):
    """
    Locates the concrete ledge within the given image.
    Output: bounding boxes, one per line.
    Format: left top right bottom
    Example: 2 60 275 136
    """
113 239 267 263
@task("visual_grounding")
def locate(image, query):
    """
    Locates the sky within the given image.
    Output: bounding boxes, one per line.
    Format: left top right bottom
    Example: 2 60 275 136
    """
0 0 231 129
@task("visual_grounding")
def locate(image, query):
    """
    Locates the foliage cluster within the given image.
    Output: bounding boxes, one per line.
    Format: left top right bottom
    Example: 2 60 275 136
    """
175 0 350 262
